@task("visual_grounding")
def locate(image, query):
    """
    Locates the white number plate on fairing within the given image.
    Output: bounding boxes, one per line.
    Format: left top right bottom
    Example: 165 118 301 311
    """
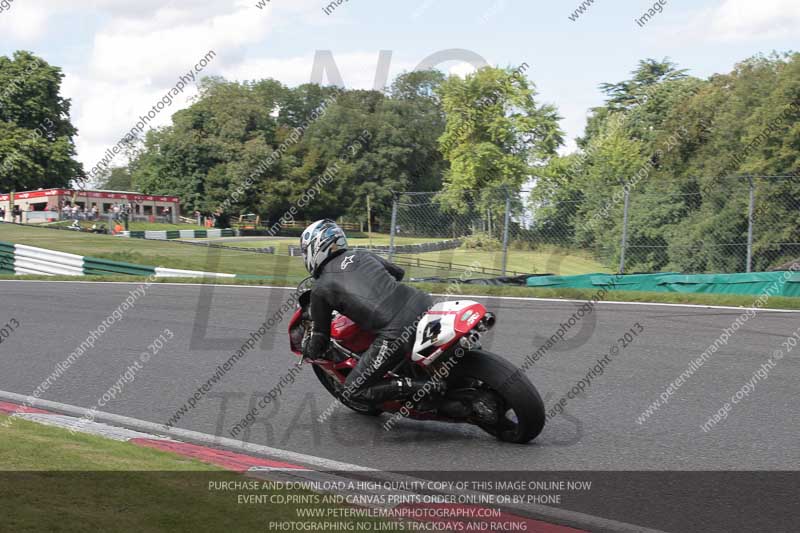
411 300 484 364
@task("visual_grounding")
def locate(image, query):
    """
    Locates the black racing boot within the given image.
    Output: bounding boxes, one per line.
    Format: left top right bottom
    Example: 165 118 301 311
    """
357 378 444 404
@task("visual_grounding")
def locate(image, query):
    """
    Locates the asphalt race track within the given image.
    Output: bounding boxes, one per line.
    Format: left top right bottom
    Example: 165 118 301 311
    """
2 280 798 531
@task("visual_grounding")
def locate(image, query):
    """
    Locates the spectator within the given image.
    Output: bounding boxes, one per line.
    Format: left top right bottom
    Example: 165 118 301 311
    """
0 206 5 221
12 205 21 223
112 204 120 221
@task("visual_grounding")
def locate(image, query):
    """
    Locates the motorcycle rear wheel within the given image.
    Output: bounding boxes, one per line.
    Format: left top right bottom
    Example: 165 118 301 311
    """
450 349 545 444
312 365 383 416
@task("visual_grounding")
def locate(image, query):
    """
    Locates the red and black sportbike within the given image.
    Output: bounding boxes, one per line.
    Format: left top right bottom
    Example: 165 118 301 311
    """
288 281 545 444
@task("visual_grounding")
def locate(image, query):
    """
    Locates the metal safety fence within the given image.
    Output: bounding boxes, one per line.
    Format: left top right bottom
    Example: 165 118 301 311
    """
386 176 800 276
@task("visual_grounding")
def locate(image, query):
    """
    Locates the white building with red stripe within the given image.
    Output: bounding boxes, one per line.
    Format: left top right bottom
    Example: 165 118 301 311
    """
0 188 180 223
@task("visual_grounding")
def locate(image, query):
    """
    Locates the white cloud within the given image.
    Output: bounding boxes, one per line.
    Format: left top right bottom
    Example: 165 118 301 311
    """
62 71 202 176
88 3 268 83
220 52 422 90
448 61 479 78
6 0 490 176
45 0 281 176
710 0 800 40
0 0 51 41
673 0 800 43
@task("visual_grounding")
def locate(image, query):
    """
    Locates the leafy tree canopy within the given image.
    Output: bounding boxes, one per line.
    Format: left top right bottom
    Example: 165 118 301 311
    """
0 51 82 192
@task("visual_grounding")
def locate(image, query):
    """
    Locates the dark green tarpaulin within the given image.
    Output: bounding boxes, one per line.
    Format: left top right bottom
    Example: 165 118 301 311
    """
527 271 800 297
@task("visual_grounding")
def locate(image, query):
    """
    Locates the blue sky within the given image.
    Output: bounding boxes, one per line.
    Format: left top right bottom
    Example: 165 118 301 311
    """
1 0 797 171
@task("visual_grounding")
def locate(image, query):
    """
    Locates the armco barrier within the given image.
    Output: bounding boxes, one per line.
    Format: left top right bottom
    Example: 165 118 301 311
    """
169 240 275 254
145 231 168 240
350 239 463 254
0 241 15 274
83 257 156 277
123 229 235 240
13 244 84 276
154 267 236 279
0 241 237 279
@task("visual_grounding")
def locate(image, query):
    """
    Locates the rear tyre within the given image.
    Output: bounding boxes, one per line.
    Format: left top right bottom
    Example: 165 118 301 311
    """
450 350 545 444
312 365 382 416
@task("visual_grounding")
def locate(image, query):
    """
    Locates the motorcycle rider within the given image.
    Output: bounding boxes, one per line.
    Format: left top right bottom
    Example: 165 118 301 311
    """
300 219 438 404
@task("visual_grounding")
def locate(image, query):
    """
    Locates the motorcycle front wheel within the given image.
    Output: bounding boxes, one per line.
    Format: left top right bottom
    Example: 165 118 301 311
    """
450 349 545 444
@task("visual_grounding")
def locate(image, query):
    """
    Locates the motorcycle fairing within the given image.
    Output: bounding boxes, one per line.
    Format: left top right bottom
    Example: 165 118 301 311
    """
411 300 486 365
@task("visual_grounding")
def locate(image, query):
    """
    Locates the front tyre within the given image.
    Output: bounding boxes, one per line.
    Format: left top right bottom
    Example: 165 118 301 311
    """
450 350 545 444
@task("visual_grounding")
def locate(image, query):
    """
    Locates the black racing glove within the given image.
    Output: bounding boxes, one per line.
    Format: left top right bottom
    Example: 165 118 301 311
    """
302 331 329 360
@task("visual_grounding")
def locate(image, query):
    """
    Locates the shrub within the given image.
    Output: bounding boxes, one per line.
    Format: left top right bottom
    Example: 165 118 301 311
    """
461 232 503 251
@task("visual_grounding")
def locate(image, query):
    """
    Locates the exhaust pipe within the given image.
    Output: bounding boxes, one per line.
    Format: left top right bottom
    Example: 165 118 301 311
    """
477 312 496 332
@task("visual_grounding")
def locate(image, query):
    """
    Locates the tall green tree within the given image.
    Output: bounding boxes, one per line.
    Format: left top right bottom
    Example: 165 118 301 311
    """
599 58 689 111
128 72 450 226
436 66 563 215
97 167 133 191
0 51 82 192
130 77 286 214
538 53 800 273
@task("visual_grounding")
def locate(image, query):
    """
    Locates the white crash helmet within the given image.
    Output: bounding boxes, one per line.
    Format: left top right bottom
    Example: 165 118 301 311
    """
300 219 348 274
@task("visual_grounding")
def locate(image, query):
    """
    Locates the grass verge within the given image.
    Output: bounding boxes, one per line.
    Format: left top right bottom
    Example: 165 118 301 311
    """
0 413 397 532
1 223 609 278
48 220 199 231
2 275 798 309
0 224 464 280
397 245 611 276
223 233 443 253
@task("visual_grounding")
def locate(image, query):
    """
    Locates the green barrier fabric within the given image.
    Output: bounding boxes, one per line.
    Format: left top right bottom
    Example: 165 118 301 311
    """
656 272 800 297
0 253 13 274
0 242 15 273
526 273 601 289
527 271 800 297
83 256 156 277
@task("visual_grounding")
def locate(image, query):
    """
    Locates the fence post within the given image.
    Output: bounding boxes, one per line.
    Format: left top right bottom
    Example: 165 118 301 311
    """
618 181 630 274
366 194 372 247
501 189 511 276
746 176 755 273
388 193 398 261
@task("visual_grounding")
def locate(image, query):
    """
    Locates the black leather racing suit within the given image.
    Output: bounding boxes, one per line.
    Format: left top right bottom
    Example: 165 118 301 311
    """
304 249 433 403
